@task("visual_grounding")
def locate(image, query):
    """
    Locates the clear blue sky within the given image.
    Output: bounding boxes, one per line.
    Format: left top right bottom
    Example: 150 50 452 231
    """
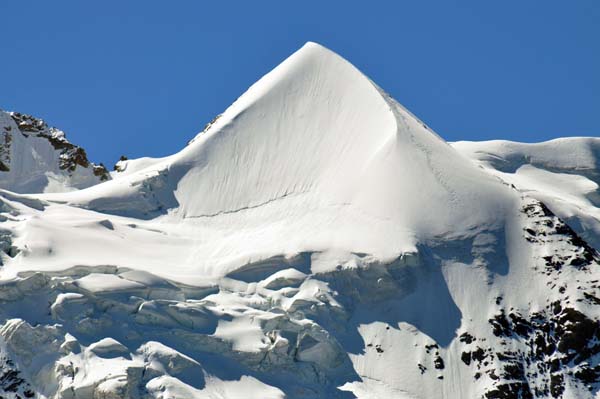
1 1 598 167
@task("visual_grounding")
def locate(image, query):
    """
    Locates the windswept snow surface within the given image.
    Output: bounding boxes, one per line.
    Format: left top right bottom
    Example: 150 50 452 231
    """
1 42 600 398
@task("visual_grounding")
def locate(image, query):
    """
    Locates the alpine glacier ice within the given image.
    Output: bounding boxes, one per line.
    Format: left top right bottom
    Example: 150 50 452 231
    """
1 42 599 399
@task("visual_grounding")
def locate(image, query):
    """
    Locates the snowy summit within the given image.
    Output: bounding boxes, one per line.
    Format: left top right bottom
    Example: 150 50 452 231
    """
1 42 600 399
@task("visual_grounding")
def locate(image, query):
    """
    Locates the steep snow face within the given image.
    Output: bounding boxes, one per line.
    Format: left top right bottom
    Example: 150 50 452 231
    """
172 41 400 219
170 43 513 235
29 42 516 280
0 111 109 193
453 138 600 250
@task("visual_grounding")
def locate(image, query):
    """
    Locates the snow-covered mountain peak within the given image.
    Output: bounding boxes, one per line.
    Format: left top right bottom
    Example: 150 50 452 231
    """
173 40 403 214
51 42 517 276
171 41 517 243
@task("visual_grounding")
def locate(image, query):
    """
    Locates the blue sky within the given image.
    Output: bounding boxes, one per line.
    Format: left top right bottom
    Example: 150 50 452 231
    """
1 1 598 167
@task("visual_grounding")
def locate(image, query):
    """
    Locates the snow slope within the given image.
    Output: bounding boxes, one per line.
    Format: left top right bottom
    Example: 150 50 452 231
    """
0 110 110 193
453 139 600 250
1 42 600 399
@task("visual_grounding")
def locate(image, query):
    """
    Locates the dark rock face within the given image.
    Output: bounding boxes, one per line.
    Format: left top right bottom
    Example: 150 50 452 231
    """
0 124 12 172
483 303 600 398
433 356 445 370
112 155 129 172
485 382 533 399
0 356 34 398
456 200 600 398
522 201 600 272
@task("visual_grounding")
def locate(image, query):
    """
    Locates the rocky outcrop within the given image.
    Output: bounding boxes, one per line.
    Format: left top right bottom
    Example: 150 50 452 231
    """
0 110 109 193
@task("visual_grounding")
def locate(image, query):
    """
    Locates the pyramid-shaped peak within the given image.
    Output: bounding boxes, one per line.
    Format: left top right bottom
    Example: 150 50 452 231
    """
213 40 377 121
43 42 516 280
283 41 367 83
301 40 328 49
294 41 341 58
159 41 512 239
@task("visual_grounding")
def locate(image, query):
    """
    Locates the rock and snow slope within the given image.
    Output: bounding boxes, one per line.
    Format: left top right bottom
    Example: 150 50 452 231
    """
453 139 600 251
0 42 599 399
0 110 110 193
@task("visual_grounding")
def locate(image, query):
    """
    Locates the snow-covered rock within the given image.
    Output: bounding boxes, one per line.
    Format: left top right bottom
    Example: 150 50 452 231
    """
0 110 109 193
